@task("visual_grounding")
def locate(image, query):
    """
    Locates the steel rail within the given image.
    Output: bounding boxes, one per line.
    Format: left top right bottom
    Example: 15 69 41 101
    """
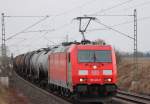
13 71 72 104
113 90 150 104
13 71 150 104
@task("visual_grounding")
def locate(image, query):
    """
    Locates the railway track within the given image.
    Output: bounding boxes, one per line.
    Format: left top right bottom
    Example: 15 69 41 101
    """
12 71 117 104
113 90 150 104
11 70 150 104
11 71 72 104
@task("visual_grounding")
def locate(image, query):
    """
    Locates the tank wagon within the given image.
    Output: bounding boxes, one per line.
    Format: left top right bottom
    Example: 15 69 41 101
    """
14 41 117 103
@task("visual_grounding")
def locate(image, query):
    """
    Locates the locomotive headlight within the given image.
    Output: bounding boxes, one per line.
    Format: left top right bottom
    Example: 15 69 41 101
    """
104 78 112 82
103 70 112 75
79 78 87 82
80 78 84 82
93 65 97 69
107 78 112 82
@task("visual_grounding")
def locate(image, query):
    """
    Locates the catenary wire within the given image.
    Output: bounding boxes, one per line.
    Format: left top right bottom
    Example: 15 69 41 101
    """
4 16 48 18
8 20 73 48
91 0 134 15
87 16 150 32
54 0 98 16
123 0 150 11
94 19 134 40
19 29 55 33
6 16 50 41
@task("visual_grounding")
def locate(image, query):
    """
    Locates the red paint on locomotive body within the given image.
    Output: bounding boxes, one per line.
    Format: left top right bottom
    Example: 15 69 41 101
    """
49 52 68 87
70 45 117 86
48 44 117 93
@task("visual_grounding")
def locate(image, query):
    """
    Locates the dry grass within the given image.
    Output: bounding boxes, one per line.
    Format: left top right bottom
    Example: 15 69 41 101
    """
0 84 30 104
117 57 150 95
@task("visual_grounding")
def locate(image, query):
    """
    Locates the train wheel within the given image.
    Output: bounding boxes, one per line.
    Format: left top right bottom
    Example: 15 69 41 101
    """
49 84 53 91
64 89 71 97
60 87 64 96
50 84 55 91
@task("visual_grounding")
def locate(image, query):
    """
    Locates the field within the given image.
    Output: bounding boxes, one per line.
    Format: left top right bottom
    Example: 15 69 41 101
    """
0 63 30 104
117 57 150 95
0 84 30 104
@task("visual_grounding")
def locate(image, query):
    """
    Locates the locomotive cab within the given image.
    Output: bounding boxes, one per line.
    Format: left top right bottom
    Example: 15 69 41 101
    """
69 44 117 102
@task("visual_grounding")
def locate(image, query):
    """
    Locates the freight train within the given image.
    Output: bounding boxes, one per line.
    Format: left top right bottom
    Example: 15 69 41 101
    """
13 41 117 103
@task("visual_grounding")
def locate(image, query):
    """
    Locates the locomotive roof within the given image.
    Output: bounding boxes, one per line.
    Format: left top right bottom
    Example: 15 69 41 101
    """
15 40 107 57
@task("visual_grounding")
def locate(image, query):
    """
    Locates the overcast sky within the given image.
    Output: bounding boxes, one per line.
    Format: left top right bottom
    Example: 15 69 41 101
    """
0 0 150 55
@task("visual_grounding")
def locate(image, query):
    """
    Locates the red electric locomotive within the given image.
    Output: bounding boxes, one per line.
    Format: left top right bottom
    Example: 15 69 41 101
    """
14 40 117 103
48 43 117 103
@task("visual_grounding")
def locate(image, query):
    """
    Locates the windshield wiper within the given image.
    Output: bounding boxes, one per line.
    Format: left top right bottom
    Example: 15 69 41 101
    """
93 52 96 62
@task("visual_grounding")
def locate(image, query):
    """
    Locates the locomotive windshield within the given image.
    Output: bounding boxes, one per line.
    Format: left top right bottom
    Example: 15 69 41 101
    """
78 50 112 62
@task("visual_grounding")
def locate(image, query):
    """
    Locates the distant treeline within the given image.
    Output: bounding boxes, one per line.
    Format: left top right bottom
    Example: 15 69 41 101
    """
115 51 150 65
120 52 150 57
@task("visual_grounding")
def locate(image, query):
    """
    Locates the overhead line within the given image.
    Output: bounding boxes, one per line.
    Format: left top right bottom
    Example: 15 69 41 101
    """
87 14 134 17
20 29 55 33
111 16 150 27
7 21 73 47
42 35 57 45
8 32 49 48
91 0 134 15
40 31 57 45
54 0 97 16
6 16 50 41
54 21 73 31
87 16 150 32
94 19 134 40
4 16 48 18
123 0 150 11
